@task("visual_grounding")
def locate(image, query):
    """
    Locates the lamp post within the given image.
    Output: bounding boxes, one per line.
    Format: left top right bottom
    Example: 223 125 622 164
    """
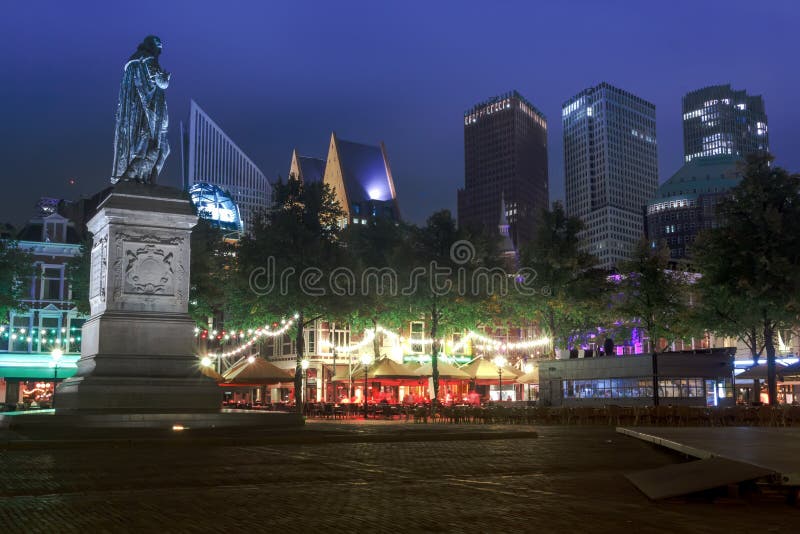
360 353 372 418
301 358 310 408
493 355 507 402
51 348 63 408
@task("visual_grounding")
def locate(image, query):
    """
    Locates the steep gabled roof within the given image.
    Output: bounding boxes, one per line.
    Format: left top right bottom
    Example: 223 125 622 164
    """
290 149 326 184
336 138 393 204
323 133 400 221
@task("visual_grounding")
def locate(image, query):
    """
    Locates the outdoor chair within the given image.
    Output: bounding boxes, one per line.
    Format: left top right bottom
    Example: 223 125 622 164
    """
735 406 758 426
653 405 673 425
782 406 800 427
757 405 776 426
709 408 727 427
413 406 429 423
606 405 621 426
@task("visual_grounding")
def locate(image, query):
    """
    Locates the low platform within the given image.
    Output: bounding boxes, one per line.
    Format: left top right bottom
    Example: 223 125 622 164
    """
618 426 800 498
0 409 304 437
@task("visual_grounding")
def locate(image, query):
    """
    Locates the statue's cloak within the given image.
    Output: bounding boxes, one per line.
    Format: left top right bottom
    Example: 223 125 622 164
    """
111 57 170 184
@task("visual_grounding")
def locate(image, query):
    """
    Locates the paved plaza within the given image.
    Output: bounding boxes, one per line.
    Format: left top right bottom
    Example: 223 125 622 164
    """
0 422 797 533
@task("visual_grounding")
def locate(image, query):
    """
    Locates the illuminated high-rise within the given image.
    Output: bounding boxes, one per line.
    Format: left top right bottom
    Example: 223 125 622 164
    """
181 100 271 234
458 90 548 249
563 82 658 269
682 84 768 162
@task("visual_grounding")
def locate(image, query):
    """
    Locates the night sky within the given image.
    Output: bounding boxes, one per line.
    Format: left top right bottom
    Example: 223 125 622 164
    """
2 1 798 227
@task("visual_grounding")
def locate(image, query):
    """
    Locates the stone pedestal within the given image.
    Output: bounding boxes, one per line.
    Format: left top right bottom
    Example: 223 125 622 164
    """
55 183 220 413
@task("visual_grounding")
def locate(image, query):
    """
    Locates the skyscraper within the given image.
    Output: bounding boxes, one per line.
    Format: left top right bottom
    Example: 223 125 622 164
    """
181 100 271 234
563 82 658 269
682 84 768 162
458 90 548 249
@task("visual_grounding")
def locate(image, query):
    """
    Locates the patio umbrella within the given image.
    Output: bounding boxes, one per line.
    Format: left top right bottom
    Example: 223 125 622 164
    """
223 356 293 384
348 357 420 381
330 364 360 383
199 365 224 383
516 368 539 385
414 360 470 380
462 358 521 380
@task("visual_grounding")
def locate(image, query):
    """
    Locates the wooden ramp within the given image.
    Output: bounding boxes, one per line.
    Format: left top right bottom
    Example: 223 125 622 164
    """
625 457 773 500
618 427 800 499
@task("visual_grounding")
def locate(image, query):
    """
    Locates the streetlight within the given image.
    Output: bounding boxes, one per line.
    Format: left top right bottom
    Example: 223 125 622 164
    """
301 358 310 407
51 348 63 408
360 353 373 418
493 355 507 402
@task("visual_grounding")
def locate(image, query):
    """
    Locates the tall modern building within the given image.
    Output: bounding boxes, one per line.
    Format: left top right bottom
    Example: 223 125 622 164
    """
682 84 768 162
458 90 548 249
181 100 271 234
645 155 741 265
563 82 658 269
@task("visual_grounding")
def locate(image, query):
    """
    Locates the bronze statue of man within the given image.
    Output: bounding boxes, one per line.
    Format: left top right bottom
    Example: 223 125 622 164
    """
111 35 171 184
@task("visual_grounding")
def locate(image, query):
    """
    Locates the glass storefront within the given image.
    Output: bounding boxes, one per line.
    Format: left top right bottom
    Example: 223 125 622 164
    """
563 378 653 399
562 377 734 405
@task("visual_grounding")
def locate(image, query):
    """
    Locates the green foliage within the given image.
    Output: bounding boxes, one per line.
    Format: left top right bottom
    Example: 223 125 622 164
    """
233 175 349 411
517 202 609 356
341 218 416 359
401 210 501 402
693 153 800 404
616 239 693 353
189 218 233 326
233 176 348 327
0 238 34 321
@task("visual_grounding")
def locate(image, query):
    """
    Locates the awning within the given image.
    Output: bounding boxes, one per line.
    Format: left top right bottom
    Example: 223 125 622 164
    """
737 363 793 381
779 361 800 378
0 353 80 380
414 360 470 380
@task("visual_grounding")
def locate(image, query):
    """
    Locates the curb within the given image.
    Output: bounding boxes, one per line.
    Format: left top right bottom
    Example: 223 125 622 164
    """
0 429 538 450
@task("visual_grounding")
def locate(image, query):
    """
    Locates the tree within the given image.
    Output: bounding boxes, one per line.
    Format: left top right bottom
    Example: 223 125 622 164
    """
189 218 233 327
616 239 693 406
694 153 800 405
403 210 499 407
0 237 33 321
233 175 350 412
342 218 416 362
690 265 764 396
517 202 608 358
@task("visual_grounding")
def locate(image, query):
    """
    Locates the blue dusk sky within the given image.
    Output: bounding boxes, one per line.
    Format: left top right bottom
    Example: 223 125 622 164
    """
1 0 798 226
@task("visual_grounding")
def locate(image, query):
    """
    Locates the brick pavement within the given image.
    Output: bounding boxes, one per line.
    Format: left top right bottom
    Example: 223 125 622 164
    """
0 424 797 533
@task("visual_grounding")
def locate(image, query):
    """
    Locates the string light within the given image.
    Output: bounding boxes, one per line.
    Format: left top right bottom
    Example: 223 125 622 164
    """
451 331 550 353
207 315 299 359
204 313 549 362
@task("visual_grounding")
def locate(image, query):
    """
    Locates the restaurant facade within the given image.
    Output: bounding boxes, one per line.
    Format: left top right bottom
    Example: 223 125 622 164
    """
538 349 736 407
1 200 85 411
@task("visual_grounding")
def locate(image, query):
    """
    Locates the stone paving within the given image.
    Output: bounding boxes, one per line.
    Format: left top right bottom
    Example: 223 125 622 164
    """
0 422 797 533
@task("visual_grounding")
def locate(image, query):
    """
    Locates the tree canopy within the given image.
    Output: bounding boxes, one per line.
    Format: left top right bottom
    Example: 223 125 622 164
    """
693 153 800 404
